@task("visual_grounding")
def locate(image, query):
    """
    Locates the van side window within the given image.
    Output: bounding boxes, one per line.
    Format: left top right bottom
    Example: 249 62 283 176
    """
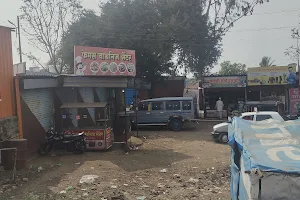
152 102 164 111
182 101 192 110
166 101 180 110
138 102 150 111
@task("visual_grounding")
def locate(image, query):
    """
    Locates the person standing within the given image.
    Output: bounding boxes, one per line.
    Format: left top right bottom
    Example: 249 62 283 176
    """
215 97 224 119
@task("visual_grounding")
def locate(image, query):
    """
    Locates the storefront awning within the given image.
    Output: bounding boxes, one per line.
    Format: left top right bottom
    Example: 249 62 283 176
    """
61 102 107 108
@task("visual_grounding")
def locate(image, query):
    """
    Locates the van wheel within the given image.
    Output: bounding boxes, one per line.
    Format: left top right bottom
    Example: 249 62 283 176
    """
170 118 183 131
219 133 228 144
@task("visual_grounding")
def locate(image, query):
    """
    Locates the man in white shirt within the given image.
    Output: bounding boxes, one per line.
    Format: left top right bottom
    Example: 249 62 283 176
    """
215 97 224 119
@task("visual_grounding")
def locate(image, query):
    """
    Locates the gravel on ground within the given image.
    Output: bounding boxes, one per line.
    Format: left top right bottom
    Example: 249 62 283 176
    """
0 122 231 200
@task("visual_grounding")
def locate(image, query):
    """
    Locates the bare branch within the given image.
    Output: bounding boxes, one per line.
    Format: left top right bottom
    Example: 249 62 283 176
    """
20 0 82 74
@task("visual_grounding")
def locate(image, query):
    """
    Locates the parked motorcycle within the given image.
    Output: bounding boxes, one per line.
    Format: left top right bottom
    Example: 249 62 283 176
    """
38 127 87 156
284 115 299 120
284 109 300 121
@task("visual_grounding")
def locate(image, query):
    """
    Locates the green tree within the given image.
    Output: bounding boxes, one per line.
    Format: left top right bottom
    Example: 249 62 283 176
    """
58 0 269 78
259 56 275 67
60 0 220 79
218 61 247 75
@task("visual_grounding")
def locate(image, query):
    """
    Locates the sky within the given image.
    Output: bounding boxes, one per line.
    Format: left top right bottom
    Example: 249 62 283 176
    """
1 0 300 74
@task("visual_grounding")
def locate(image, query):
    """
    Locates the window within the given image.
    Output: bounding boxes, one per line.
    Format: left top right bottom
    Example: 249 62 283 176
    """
182 101 192 110
256 115 272 121
166 101 180 110
242 115 254 121
138 102 150 111
152 102 164 111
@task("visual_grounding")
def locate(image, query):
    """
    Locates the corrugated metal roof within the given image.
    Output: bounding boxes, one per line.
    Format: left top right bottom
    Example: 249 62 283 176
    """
19 70 57 77
0 25 14 30
61 102 108 108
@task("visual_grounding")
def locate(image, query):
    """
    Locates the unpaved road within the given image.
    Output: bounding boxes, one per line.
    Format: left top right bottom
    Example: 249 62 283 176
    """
0 122 231 200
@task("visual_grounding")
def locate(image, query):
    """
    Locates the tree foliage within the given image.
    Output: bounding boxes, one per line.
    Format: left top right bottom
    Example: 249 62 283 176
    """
60 0 221 79
59 0 268 79
259 56 275 67
20 0 269 76
218 61 246 75
285 28 300 63
20 0 83 74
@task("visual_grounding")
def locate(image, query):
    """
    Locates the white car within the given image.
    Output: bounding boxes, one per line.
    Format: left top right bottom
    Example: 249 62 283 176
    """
211 111 285 143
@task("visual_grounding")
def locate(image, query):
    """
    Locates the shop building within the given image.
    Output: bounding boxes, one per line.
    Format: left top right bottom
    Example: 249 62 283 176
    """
247 66 298 114
200 75 247 118
200 66 299 118
14 45 136 155
138 76 185 100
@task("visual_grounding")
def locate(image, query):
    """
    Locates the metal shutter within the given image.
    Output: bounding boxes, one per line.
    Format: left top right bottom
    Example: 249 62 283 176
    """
21 88 54 131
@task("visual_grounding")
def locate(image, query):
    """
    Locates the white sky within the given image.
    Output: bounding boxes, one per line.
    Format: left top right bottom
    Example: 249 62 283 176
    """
1 0 300 74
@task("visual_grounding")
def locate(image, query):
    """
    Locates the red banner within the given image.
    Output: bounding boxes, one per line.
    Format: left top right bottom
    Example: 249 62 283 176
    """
74 46 136 76
289 88 300 115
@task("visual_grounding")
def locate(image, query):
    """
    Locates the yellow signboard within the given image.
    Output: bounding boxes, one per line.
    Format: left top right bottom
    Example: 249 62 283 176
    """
247 66 296 86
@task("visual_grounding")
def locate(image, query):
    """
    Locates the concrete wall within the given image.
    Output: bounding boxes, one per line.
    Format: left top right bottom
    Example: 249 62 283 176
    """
0 116 18 141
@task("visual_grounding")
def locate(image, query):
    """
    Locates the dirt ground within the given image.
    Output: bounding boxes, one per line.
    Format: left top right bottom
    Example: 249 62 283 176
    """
0 122 231 200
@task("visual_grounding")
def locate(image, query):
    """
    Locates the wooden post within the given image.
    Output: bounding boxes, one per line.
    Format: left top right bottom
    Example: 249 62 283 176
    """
14 77 23 139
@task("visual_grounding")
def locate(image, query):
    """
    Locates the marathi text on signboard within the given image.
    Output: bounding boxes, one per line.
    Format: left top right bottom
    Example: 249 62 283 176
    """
74 46 136 76
289 88 300 115
203 76 247 88
64 129 106 150
247 66 296 86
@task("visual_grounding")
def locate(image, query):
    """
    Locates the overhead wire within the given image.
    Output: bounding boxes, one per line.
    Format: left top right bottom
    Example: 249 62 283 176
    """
15 7 300 37
246 8 300 16
11 7 300 51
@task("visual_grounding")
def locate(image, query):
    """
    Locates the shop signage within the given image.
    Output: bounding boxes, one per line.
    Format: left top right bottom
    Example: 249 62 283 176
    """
65 130 105 140
203 76 246 88
247 66 296 86
74 46 136 76
289 88 300 115
65 129 106 150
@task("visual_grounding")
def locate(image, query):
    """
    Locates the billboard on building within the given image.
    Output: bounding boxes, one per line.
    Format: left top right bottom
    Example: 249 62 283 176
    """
247 66 296 86
203 76 246 88
74 46 136 76
289 88 300 115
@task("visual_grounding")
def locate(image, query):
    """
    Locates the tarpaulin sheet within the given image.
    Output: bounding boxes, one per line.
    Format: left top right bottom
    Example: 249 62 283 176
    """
229 117 300 173
229 117 300 199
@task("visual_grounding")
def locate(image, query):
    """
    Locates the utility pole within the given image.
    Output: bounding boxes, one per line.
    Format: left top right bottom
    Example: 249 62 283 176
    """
297 38 299 71
8 16 22 63
17 16 22 63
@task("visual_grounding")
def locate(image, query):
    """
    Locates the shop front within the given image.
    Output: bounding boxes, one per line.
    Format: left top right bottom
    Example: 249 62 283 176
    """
247 66 297 114
202 75 247 118
55 46 136 150
289 88 300 116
